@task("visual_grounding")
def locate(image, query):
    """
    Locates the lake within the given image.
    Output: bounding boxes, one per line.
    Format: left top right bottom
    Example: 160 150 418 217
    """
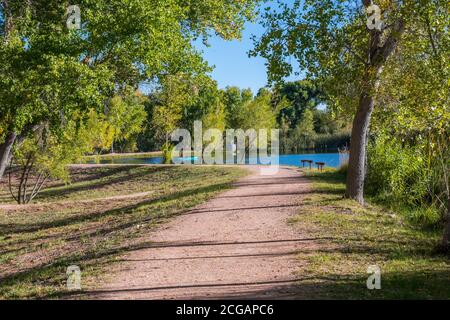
89 153 341 168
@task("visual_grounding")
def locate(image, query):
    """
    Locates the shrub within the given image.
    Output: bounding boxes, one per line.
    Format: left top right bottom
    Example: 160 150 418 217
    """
366 133 445 228
406 206 442 229
366 133 430 207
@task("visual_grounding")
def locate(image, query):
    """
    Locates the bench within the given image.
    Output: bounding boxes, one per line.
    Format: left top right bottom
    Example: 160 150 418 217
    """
315 162 325 171
301 160 314 169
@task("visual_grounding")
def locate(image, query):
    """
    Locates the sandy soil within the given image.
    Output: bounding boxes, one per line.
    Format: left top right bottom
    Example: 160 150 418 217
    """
89 166 316 299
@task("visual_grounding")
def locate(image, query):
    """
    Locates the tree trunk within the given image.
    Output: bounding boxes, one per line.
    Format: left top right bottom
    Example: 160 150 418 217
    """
345 3 405 204
345 94 375 204
0 131 17 181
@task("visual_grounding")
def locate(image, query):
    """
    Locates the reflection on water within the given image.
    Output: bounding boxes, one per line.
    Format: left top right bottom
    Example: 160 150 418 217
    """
89 153 341 168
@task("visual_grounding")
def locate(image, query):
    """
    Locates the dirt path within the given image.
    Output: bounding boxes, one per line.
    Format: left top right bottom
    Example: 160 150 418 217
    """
90 166 315 299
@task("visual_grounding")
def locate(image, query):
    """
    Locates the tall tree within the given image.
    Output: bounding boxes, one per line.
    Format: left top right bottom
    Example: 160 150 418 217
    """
274 80 322 129
222 86 254 129
251 0 438 204
0 0 261 179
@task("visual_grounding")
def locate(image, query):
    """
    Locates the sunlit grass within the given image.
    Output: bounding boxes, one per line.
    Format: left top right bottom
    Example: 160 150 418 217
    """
0 165 248 299
292 168 450 299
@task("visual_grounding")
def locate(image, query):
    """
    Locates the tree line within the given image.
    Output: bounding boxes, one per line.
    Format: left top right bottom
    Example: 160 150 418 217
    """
137 78 350 155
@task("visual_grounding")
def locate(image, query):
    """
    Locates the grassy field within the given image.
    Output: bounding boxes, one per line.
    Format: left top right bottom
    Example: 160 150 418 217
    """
81 151 163 163
292 169 450 299
0 165 247 299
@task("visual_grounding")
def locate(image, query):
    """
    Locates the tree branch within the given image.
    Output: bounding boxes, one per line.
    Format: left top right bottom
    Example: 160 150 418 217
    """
8 158 18 203
371 19 405 66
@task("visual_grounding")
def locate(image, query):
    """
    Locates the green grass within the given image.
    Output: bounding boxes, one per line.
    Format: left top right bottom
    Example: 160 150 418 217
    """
291 169 450 299
82 151 162 163
0 165 247 299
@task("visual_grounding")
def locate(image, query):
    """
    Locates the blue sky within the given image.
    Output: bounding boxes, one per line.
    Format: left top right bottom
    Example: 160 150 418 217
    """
140 1 300 95
194 22 270 94
195 2 300 94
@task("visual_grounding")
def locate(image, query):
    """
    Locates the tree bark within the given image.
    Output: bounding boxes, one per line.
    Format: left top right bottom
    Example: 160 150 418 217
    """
0 132 17 181
345 4 405 204
345 93 375 204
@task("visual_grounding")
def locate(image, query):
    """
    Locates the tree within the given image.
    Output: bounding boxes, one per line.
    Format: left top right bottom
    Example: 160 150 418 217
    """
222 88 277 131
240 89 277 131
9 120 92 204
181 77 227 132
107 93 147 153
148 74 201 147
0 0 261 179
8 99 148 204
251 0 442 204
274 80 322 129
290 108 316 152
222 87 254 129
368 2 449 248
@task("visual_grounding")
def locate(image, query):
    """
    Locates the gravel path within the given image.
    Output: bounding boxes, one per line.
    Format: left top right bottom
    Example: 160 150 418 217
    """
90 166 315 299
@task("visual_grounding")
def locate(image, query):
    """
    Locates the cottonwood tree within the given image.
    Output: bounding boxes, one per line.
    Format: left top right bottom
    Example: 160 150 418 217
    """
107 93 148 153
369 1 449 248
0 0 261 179
252 0 437 204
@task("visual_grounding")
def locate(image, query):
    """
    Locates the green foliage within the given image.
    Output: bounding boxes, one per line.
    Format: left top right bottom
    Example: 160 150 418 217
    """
222 86 254 129
236 89 277 131
314 132 351 151
367 134 429 206
10 120 95 203
161 142 174 164
140 82 278 152
274 80 323 129
366 133 447 229
271 80 350 153
406 206 442 230
251 0 436 114
1 0 261 169
141 73 211 150
107 93 147 152
287 108 316 151
183 78 227 132
15 125 91 184
81 109 115 154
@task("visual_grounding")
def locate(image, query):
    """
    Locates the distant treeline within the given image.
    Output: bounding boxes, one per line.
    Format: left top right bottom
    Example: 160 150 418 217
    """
137 79 352 154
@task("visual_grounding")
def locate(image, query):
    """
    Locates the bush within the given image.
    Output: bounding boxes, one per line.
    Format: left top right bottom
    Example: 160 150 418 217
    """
365 133 447 229
366 133 430 208
162 142 174 164
406 206 442 229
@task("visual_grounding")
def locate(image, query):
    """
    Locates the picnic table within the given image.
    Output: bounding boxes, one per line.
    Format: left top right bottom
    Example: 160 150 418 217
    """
300 160 314 169
315 162 325 171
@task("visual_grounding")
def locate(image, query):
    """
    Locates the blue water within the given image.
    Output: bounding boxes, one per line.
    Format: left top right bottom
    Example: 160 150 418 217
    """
279 153 340 168
91 153 340 168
